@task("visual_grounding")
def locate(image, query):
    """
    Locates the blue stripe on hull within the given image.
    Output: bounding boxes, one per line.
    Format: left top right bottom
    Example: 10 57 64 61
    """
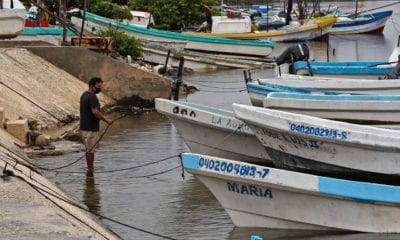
268 92 400 101
293 61 393 75
181 153 200 170
319 177 400 204
247 82 362 96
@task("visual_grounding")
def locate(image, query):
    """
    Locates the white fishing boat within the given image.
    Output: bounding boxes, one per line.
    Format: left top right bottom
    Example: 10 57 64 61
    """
246 81 361 107
185 15 317 42
330 10 392 35
155 98 271 164
263 93 400 124
123 10 155 28
233 103 400 183
0 0 26 39
182 152 400 232
256 75 400 94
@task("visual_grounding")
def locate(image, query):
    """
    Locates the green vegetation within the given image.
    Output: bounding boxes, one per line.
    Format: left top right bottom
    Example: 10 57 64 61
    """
98 28 143 59
23 0 219 30
88 1 132 21
128 0 219 30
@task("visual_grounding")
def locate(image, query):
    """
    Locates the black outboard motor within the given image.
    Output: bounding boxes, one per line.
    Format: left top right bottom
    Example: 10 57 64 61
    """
383 55 400 79
275 43 310 66
383 62 400 79
274 43 311 76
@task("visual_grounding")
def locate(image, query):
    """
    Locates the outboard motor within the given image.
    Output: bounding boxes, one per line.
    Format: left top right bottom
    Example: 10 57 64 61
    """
383 62 400 79
382 55 400 79
274 43 311 76
275 43 310 66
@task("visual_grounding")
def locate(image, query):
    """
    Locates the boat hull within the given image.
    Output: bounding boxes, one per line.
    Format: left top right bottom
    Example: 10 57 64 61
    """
330 11 392 35
0 8 25 39
292 61 393 76
155 99 271 164
259 76 400 94
246 81 361 107
264 92 400 124
182 153 400 232
142 45 273 71
80 12 275 57
233 104 400 178
186 24 315 42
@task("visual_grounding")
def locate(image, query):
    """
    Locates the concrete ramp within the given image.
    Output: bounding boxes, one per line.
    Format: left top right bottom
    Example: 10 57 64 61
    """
0 46 173 129
0 48 113 129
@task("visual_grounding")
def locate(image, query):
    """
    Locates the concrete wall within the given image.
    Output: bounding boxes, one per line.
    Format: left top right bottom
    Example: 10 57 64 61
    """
26 46 172 108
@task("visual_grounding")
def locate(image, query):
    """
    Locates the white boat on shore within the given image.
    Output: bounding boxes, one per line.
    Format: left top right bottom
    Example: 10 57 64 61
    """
233 103 400 184
143 43 274 71
155 98 271 164
0 0 26 39
182 152 400 232
75 12 276 58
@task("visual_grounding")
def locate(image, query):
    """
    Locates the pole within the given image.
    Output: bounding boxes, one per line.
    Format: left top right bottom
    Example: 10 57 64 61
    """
266 0 269 31
164 49 171 75
326 35 330 62
60 0 67 44
173 57 185 101
355 0 358 18
79 0 87 46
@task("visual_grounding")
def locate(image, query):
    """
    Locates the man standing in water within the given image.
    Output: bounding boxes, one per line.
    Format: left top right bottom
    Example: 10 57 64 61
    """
80 77 113 173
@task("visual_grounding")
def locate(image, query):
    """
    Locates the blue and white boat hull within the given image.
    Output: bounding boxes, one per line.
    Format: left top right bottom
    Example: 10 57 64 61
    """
182 153 400 232
330 10 392 34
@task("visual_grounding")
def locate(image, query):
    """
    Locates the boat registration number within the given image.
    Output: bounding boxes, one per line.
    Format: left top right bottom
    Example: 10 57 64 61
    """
199 157 269 178
288 122 349 140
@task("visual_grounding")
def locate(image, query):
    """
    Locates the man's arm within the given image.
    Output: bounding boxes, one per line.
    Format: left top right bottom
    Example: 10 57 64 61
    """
92 108 113 125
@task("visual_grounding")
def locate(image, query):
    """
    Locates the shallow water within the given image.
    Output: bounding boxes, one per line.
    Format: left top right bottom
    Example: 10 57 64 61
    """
33 1 400 239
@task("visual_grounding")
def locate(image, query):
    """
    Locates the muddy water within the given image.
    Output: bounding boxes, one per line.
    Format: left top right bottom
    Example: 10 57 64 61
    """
33 1 400 239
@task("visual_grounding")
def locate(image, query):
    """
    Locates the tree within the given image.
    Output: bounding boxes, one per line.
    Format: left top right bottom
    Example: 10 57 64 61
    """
128 0 219 30
98 28 143 58
89 1 132 20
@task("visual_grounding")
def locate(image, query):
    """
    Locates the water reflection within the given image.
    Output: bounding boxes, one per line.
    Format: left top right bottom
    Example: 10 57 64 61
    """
83 171 101 216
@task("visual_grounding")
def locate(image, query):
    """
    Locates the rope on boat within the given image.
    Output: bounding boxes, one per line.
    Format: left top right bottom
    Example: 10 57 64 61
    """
389 18 400 34
202 125 243 156
178 126 244 179
183 78 250 93
50 154 181 175
191 83 246 90
1 141 180 177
